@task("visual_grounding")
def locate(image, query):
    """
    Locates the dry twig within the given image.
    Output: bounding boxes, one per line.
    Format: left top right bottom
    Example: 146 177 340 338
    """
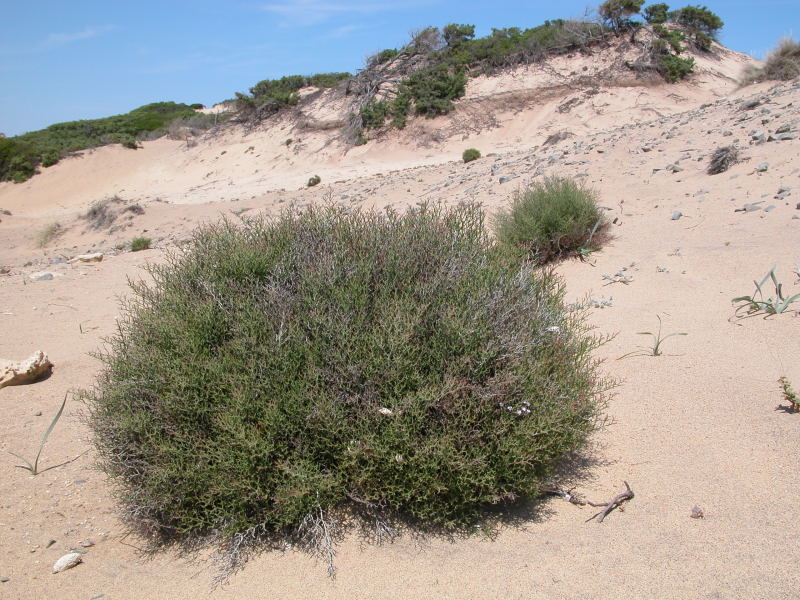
585 481 634 523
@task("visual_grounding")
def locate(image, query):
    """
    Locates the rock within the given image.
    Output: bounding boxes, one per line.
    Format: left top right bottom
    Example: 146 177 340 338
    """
0 209 11 216
29 271 55 281
498 176 512 184
722 130 733 137
0 351 53 389
735 202 764 213
690 506 704 519
671 211 683 220
775 123 793 134
666 164 683 173
756 162 769 173
751 132 766 144
0 577 9 583
79 540 95 548
52 552 82 573
68 252 103 264
775 133 797 141
764 205 776 212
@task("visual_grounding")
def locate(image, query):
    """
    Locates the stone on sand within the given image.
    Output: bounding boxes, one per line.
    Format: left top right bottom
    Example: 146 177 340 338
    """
0 351 53 389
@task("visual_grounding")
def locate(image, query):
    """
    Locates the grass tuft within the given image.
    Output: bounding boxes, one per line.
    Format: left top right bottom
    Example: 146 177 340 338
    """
36 222 63 248
130 237 152 252
493 177 610 264
9 393 69 476
83 202 610 577
617 316 687 359
732 265 800 318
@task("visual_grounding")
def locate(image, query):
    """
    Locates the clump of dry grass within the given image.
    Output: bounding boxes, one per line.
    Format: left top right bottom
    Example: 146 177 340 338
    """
84 196 125 230
36 222 63 248
707 145 740 175
741 38 800 86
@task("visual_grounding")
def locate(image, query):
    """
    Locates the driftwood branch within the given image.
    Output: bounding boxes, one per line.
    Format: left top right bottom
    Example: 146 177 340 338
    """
585 481 634 523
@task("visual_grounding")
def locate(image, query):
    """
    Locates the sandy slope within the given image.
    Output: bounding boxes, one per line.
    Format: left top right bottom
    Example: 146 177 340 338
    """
1 42 799 599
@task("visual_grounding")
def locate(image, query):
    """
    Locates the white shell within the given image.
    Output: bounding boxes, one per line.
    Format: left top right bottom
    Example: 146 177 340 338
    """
52 552 83 573
378 407 393 416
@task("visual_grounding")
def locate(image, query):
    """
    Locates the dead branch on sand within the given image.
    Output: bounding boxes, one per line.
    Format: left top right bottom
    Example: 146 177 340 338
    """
586 481 634 523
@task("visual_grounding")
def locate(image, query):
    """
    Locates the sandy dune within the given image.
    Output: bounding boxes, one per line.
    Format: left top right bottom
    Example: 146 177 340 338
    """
0 39 799 599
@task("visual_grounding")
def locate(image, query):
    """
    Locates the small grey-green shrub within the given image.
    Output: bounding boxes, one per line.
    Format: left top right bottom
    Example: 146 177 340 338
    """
493 177 610 263
83 202 609 575
462 148 481 163
307 175 321 187
130 237 151 252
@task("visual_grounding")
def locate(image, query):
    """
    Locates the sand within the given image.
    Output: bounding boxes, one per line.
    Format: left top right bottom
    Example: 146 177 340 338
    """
0 40 798 599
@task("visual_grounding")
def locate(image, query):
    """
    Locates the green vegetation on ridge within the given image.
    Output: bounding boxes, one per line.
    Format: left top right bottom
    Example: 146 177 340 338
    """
0 102 202 183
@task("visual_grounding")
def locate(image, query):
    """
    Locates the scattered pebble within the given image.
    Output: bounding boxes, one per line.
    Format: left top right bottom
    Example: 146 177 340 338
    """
690 506 705 519
671 211 683 220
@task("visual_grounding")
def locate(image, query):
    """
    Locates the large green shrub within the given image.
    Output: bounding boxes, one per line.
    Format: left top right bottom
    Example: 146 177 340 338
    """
85 203 607 569
494 177 610 263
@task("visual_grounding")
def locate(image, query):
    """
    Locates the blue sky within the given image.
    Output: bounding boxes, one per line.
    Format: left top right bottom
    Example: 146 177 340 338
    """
2 0 798 136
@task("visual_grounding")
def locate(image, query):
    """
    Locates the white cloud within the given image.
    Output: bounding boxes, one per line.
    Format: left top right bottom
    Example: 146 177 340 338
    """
44 25 115 48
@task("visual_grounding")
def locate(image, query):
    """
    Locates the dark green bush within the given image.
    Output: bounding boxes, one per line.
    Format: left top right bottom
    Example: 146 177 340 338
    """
668 5 722 50
462 148 481 163
494 177 610 263
401 64 467 116
306 72 352 88
644 3 670 24
130 237 152 252
84 203 607 569
443 23 476 48
653 24 685 52
360 101 390 129
368 49 400 67
307 174 321 187
598 0 645 30
657 52 695 82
